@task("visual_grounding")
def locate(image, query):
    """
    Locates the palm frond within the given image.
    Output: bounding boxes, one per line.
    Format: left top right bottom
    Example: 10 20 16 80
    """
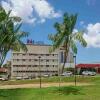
70 14 78 33
70 39 77 54
75 32 87 47
11 39 27 52
49 32 64 53
0 6 6 22
6 10 12 20
14 23 22 33
17 31 29 39
10 16 21 22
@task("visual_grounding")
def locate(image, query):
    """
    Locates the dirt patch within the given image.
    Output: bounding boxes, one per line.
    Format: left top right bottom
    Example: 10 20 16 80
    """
0 82 92 89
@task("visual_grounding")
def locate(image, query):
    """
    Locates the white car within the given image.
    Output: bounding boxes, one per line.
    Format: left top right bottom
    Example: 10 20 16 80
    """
0 77 8 81
61 71 73 76
82 71 96 76
23 76 29 80
0 77 6 81
43 74 49 77
16 77 23 80
0 75 8 81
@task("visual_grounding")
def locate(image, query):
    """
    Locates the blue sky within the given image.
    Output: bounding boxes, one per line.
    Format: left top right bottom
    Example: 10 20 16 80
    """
1 0 100 64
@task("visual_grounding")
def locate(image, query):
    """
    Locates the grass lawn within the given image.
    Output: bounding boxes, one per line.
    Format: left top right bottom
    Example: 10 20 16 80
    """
0 76 100 100
0 85 100 100
0 76 100 85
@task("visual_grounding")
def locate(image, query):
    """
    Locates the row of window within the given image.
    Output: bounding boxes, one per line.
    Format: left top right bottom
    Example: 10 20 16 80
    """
13 59 58 62
13 53 58 56
13 71 57 73
13 65 58 67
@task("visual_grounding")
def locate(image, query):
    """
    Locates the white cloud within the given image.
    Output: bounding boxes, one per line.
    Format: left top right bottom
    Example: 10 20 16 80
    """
1 0 61 24
83 23 100 48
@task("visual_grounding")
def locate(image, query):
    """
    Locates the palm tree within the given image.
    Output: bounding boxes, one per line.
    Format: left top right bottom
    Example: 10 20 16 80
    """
49 13 87 73
0 6 29 66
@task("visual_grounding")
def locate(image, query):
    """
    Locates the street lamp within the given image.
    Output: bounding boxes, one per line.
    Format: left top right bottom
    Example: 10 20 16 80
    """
38 56 41 88
73 55 76 86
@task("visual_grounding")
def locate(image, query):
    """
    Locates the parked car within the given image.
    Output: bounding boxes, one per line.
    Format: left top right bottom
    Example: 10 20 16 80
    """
82 71 96 76
16 76 23 80
43 74 49 77
61 71 73 76
43 74 52 77
0 76 8 81
0 77 6 81
23 76 29 80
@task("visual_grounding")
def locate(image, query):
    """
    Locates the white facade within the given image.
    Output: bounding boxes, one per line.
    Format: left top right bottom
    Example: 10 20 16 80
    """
11 44 74 78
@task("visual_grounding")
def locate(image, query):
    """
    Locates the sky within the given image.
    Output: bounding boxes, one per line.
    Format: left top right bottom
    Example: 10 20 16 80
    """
1 0 100 64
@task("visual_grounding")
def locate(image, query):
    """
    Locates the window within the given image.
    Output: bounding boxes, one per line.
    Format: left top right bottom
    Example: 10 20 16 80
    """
34 65 37 67
60 52 63 63
46 60 49 62
34 59 38 61
21 65 26 67
29 59 31 61
46 54 49 56
41 65 43 67
23 54 26 56
13 65 18 67
34 54 37 56
29 53 33 56
41 54 44 56
46 65 49 67
32 65 35 67
52 60 54 62
28 65 31 67
22 59 26 61
41 59 43 62
13 53 16 56
17 59 19 61
17 54 19 56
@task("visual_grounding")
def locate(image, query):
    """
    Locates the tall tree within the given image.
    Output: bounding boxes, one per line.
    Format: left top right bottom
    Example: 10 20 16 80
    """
49 13 87 73
0 6 29 66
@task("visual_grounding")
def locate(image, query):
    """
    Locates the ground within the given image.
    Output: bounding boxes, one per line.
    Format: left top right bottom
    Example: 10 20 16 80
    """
0 82 91 89
0 76 100 100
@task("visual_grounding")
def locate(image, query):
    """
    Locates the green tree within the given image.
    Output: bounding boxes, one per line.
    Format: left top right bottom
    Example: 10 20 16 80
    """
49 13 87 73
0 6 29 66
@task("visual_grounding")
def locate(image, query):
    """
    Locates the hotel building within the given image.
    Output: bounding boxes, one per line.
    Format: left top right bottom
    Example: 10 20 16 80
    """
11 44 74 78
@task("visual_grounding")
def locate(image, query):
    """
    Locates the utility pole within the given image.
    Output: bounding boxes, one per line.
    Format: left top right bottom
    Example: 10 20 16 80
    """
73 55 76 86
38 56 41 88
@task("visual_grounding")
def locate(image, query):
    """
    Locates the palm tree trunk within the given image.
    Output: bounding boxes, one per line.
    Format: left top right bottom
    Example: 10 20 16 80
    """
61 42 69 73
61 51 67 73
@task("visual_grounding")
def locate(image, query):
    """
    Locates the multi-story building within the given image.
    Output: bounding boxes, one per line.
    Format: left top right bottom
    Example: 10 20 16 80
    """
11 44 74 78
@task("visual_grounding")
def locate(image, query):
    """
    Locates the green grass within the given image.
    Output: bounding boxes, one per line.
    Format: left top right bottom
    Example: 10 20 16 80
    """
0 76 100 85
0 76 100 100
0 85 100 100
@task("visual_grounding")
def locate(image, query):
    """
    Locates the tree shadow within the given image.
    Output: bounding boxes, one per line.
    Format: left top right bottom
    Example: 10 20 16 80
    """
0 88 20 98
0 92 8 97
54 86 85 95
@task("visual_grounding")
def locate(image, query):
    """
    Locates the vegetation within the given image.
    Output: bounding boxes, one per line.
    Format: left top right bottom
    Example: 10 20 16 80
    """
0 76 100 100
0 76 99 85
49 13 87 73
0 6 28 66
